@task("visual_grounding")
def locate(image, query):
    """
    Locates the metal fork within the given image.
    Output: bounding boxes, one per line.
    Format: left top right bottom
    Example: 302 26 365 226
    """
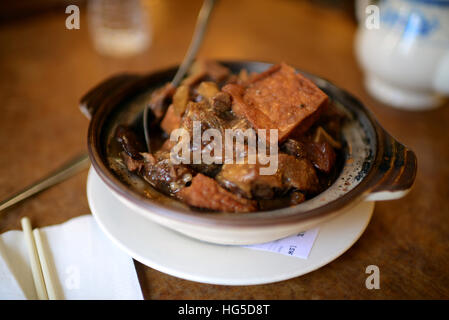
0 153 90 213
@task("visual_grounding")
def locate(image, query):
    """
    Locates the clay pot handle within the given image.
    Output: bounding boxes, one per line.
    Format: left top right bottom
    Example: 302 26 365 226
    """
79 74 140 120
365 127 417 201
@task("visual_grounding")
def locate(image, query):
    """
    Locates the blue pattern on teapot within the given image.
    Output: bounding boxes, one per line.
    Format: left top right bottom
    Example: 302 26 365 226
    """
382 5 439 38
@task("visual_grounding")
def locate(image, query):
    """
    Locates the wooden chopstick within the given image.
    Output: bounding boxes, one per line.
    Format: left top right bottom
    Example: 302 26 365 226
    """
33 228 58 300
20 217 48 300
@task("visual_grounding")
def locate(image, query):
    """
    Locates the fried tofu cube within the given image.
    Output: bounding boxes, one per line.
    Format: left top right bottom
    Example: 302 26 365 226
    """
223 63 328 142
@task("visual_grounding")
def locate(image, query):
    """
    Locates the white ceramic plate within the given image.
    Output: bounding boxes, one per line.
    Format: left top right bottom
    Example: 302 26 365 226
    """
87 167 374 285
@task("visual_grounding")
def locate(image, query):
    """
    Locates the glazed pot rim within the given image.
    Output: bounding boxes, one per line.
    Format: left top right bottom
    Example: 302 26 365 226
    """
83 60 416 228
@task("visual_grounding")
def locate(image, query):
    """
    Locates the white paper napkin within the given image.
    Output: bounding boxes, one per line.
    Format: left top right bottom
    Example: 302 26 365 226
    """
0 215 143 300
0 213 320 300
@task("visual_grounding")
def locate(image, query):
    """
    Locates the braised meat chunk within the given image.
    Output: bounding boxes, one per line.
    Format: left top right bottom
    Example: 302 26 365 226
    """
178 173 257 213
216 163 283 199
281 137 337 174
278 153 320 193
210 91 232 113
172 100 226 177
216 153 319 200
115 125 193 195
280 138 307 159
115 125 145 160
305 140 336 174
141 151 194 195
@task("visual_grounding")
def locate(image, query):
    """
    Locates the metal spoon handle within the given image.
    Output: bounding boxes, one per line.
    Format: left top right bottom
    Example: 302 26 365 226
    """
0 153 90 213
171 0 217 87
143 0 216 151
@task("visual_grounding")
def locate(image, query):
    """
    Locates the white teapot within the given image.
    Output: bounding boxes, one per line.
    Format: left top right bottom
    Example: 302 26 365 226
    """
355 0 449 110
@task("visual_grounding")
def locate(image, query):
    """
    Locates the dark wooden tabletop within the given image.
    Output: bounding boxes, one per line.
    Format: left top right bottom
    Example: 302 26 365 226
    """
0 0 448 299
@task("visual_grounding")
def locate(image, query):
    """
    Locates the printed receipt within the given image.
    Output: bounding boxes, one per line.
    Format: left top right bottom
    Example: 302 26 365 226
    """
243 228 319 259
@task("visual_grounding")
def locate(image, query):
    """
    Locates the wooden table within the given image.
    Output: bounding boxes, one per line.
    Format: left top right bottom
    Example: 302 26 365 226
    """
1 0 448 299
